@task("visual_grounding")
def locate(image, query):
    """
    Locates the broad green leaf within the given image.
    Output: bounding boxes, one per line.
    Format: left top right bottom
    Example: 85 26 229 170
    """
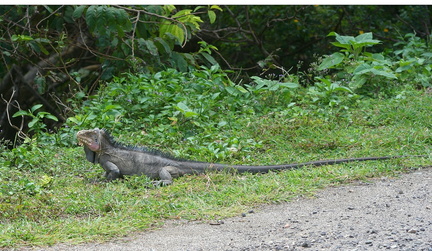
45 114 59 121
154 37 173 55
114 8 132 35
11 34 33 41
350 76 367 89
354 64 397 79
336 35 355 45
145 40 159 56
329 32 355 46
211 92 221 99
31 104 43 113
182 53 196 65
175 102 198 117
173 9 203 30
160 23 185 45
251 76 268 90
29 42 43 54
279 82 300 88
422 52 432 58
370 68 397 79
318 52 344 70
193 6 206 12
316 77 331 85
269 82 280 91
225 86 240 96
73 5 87 19
395 62 414 73
163 5 176 15
330 83 352 93
184 111 198 117
354 32 381 46
211 5 223 11
328 32 356 50
36 42 49 55
417 58 425 65
85 5 98 32
235 85 249 93
355 32 373 42
200 52 218 65
208 10 216 24
330 42 351 50
44 5 54 13
111 37 118 47
66 117 80 124
218 121 227 127
353 63 372 75
171 52 187 72
172 9 192 18
371 53 385 60
104 104 123 111
12 110 30 117
28 118 39 128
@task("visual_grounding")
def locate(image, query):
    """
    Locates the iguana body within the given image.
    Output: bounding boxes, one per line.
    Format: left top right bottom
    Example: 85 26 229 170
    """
77 128 425 185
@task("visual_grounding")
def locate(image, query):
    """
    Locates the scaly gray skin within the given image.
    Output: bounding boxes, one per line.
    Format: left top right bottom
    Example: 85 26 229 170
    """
76 128 426 186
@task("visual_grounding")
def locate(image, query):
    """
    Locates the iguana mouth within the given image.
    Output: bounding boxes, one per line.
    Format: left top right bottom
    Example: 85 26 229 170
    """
76 132 90 145
77 137 89 146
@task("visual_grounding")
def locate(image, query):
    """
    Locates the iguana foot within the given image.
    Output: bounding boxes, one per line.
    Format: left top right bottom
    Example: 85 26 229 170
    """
151 180 172 186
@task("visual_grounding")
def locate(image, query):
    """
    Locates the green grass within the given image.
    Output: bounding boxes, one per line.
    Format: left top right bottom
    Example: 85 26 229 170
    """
1 89 431 248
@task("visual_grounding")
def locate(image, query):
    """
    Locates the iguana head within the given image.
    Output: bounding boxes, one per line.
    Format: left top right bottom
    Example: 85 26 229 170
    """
76 128 103 152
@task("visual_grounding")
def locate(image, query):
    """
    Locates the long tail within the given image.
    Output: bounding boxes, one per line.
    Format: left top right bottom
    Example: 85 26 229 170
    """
178 155 428 174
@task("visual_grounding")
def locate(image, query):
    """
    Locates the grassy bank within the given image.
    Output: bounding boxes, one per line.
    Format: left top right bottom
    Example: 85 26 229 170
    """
1 88 431 248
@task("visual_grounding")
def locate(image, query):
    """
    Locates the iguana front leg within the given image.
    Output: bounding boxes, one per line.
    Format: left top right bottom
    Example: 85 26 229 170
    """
103 161 122 181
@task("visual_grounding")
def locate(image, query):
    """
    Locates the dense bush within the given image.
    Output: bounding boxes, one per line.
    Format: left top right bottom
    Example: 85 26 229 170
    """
0 5 222 142
8 31 429 150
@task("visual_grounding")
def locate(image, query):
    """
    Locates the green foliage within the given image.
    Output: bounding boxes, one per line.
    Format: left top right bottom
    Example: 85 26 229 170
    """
315 32 431 97
65 66 300 159
159 8 203 46
393 33 432 88
12 104 58 134
307 77 354 107
318 32 399 96
326 32 381 60
3 5 432 144
1 5 222 92
69 5 222 77
84 6 132 40
0 5 225 144
207 6 432 78
67 67 268 128
11 31 432 147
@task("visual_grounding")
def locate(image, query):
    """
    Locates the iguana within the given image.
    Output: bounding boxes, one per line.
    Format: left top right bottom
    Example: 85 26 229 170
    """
76 128 426 185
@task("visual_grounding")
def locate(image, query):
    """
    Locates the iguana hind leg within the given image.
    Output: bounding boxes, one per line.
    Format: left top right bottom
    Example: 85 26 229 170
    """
152 166 180 186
